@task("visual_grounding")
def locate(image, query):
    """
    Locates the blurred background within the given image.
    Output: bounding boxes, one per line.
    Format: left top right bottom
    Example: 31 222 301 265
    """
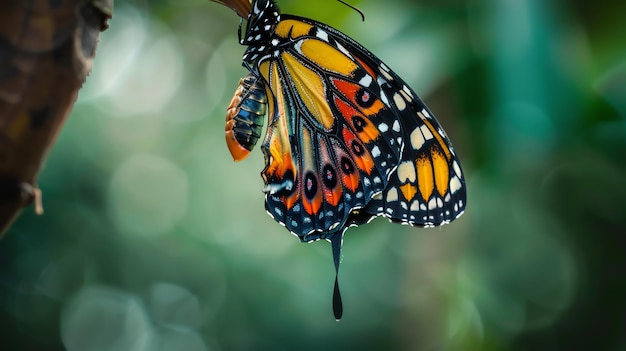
1 0 625 350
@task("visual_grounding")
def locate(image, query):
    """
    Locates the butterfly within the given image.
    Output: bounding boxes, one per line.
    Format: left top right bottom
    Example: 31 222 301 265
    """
214 0 466 320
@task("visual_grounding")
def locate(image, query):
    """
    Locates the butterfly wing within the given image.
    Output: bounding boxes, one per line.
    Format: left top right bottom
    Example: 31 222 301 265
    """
258 67 389 241
314 21 467 228
252 17 465 241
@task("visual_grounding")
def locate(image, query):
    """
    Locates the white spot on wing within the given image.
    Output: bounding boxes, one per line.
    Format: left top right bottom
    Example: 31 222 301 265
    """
386 187 399 202
397 161 416 183
428 198 437 210
379 123 389 133
450 176 462 194
371 146 381 158
420 125 434 140
410 127 425 150
379 64 393 80
294 40 303 54
380 90 389 105
392 120 400 132
453 161 462 177
400 89 412 102
402 85 413 97
393 93 406 111
336 42 351 57
316 30 329 42
359 75 373 87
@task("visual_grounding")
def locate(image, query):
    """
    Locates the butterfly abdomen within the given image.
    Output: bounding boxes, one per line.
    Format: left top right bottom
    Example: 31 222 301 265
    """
225 74 267 161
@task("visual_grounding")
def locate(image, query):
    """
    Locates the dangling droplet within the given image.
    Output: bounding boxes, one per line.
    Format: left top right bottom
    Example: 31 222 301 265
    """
331 233 344 320
333 275 343 320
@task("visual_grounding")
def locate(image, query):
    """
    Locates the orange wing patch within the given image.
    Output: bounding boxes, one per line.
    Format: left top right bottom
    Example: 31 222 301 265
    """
331 78 385 116
318 137 343 207
334 96 380 143
416 153 434 202
331 139 360 192
400 183 418 202
431 146 450 197
342 127 375 175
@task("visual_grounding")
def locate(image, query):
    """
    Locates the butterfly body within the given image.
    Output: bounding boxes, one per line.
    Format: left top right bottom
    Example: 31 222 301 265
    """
225 73 267 161
217 0 466 319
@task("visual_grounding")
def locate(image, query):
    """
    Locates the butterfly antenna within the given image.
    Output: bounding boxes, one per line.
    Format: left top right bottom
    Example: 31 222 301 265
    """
337 0 365 22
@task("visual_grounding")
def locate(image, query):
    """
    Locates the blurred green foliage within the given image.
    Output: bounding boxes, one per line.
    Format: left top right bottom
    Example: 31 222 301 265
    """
1 0 625 350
